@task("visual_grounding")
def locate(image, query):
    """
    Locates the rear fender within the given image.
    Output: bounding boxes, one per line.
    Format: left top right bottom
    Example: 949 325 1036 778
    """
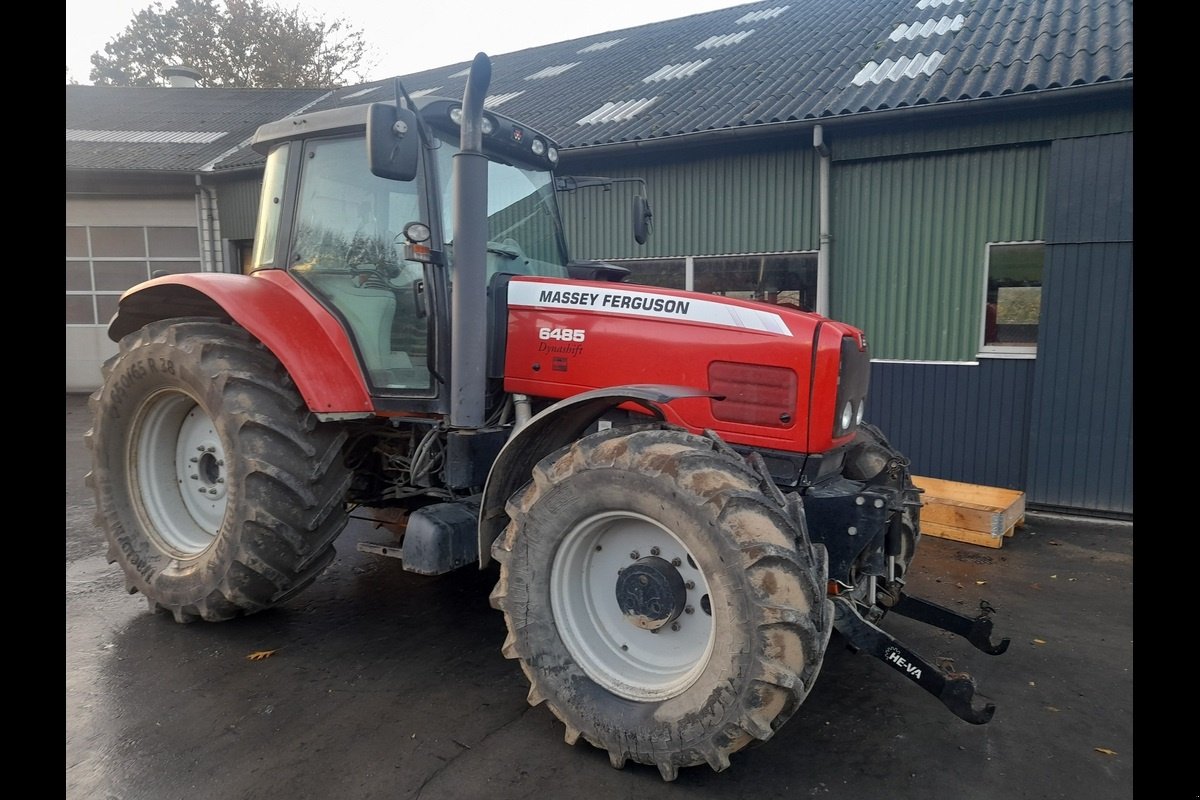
478 385 709 566
107 271 373 416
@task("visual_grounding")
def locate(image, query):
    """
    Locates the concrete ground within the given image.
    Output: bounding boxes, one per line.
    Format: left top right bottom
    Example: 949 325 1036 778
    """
66 393 1133 799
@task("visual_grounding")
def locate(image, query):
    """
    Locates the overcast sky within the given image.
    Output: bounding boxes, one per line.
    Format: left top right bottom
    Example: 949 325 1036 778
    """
66 0 758 85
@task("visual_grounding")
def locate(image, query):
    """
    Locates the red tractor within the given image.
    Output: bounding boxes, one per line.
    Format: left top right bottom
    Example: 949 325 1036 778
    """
86 54 1007 780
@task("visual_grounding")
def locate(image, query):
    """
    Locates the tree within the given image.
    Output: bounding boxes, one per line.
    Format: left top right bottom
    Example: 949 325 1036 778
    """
88 0 375 88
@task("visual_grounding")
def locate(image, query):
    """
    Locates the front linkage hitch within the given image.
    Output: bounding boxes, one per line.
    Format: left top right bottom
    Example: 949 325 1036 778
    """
831 592 1010 725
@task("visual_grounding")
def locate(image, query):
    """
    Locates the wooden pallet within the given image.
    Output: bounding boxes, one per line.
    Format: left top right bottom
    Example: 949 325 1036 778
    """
912 475 1025 549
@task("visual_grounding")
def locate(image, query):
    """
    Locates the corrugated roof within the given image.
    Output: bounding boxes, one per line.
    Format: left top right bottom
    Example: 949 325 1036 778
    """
293 0 1131 154
67 0 1132 173
65 86 327 172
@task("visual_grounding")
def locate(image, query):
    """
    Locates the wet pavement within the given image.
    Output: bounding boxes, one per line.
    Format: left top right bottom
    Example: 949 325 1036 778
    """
66 393 1133 799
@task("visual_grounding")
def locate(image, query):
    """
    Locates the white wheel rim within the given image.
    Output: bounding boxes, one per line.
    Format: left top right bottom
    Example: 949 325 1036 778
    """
550 511 715 701
131 390 229 556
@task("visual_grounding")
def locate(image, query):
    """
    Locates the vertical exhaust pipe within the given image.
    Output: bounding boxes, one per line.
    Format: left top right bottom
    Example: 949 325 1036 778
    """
450 52 492 428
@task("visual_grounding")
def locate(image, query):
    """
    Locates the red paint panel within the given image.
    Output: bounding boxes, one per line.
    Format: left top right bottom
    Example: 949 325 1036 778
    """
503 277 822 453
806 320 865 453
708 362 798 427
118 272 372 413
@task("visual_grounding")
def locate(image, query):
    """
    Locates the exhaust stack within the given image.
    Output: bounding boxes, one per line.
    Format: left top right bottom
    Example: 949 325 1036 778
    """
449 52 492 429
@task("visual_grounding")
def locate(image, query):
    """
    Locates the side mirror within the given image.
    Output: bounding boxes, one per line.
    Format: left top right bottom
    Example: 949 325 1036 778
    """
632 195 653 245
367 102 420 181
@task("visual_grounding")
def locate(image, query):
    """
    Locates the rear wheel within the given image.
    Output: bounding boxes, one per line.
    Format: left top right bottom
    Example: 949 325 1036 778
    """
85 318 352 622
490 425 832 780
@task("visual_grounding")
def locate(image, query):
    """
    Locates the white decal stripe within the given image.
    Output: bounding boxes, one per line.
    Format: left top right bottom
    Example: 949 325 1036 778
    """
507 281 792 337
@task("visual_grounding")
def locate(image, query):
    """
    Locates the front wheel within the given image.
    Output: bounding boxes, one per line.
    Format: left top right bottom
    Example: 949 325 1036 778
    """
490 426 832 780
85 318 353 622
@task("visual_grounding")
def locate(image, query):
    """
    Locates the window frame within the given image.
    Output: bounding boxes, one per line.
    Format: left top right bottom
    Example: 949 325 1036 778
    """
977 239 1045 360
66 225 202 326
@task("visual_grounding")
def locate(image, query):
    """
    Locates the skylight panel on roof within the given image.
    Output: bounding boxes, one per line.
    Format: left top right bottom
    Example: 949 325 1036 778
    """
407 87 441 98
643 59 712 83
450 67 471 77
889 14 965 41
578 39 625 53
735 6 789 24
525 63 581 80
850 51 946 86
67 130 226 144
695 30 755 50
915 0 965 9
576 97 658 125
342 86 382 99
484 91 525 108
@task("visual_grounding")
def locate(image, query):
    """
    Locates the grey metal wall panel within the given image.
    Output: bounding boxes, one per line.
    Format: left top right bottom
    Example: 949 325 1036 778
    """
867 360 1034 491
834 144 1049 361
1044 132 1134 245
559 146 819 261
213 177 263 241
1028 133 1132 515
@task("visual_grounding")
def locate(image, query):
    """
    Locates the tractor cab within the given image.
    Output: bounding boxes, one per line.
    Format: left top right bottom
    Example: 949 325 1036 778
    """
248 97 572 398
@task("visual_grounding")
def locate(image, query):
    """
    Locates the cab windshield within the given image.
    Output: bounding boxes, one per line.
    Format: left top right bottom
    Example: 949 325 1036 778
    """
430 132 570 280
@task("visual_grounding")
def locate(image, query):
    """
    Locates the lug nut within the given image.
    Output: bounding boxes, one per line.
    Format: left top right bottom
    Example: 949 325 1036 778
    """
217 478 224 484
189 457 198 463
190 474 198 480
650 546 660 556
595 545 602 551
685 606 694 615
621 644 628 651
671 622 680 632
208 489 218 495
630 551 640 560
685 581 695 590
671 558 681 567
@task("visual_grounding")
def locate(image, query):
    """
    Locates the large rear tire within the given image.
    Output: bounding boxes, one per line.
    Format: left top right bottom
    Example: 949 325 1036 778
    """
489 425 832 780
84 318 352 622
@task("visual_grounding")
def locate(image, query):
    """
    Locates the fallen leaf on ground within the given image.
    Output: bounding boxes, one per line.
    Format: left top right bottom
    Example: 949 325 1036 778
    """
1048 540 1061 546
1033 639 1047 645
1045 706 1060 712
955 582 964 589
247 649 278 661
1050 574 1058 579
1094 747 1117 756
975 580 987 585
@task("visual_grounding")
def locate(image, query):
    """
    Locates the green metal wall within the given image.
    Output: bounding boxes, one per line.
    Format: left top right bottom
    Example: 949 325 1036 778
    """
212 176 263 241
832 144 1050 361
832 104 1132 162
559 146 819 261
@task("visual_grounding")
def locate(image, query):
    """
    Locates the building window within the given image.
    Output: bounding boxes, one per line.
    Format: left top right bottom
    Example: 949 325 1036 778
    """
980 241 1044 357
611 251 818 310
66 225 201 326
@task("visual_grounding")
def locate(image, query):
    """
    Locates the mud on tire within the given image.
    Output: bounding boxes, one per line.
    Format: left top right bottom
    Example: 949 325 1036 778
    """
84 318 352 622
489 425 833 780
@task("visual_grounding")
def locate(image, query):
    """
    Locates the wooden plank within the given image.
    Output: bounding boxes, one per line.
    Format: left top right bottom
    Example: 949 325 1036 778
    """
912 475 1025 536
921 497 1008 536
913 475 1025 511
921 520 1005 549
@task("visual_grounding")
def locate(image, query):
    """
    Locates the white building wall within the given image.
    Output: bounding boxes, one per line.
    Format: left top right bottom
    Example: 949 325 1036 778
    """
67 196 200 391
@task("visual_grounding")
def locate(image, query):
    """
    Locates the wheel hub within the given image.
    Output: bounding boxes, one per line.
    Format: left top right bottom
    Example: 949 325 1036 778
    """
615 557 687 630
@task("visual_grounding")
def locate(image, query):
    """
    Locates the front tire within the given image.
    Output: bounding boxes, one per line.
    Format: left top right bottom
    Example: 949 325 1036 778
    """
85 318 352 622
490 426 832 780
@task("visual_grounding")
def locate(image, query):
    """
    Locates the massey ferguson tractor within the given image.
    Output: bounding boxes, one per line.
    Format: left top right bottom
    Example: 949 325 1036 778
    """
85 54 1008 780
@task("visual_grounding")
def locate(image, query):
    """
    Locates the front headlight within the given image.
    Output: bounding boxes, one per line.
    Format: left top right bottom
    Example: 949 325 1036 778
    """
841 401 854 431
